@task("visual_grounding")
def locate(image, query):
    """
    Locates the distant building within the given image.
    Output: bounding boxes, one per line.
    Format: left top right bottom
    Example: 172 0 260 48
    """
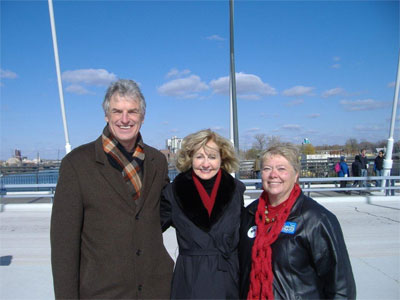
14 149 22 161
6 157 22 167
166 136 182 154
160 149 176 166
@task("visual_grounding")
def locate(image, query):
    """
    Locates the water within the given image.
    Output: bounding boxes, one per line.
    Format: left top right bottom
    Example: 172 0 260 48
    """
1 170 59 185
1 169 179 186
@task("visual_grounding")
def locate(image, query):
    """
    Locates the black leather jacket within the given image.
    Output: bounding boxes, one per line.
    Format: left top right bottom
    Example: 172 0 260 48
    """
239 192 356 300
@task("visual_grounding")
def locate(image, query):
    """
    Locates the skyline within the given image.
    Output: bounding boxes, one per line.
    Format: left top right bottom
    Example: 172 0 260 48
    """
1 0 399 160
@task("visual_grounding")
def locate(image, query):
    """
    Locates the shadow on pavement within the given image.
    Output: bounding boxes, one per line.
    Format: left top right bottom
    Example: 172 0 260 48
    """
0 255 13 266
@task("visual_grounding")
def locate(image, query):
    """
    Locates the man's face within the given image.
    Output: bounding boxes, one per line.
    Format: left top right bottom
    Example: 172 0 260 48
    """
361 150 366 157
105 94 144 152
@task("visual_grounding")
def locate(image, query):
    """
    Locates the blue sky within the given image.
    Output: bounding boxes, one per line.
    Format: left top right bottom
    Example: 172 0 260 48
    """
1 0 399 160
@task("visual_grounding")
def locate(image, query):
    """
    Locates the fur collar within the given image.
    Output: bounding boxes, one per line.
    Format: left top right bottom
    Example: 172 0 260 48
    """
173 168 236 232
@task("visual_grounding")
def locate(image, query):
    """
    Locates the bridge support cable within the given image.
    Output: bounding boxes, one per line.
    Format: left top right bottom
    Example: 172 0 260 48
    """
229 0 239 177
48 0 71 155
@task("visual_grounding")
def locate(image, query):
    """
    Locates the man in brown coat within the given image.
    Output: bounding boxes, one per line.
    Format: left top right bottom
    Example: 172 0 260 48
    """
50 79 174 299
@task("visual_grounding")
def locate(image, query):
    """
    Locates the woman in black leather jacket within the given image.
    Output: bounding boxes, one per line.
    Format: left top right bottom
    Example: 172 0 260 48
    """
239 143 356 300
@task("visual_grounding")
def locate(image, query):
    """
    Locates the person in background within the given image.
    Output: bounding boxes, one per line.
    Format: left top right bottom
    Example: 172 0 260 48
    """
374 150 384 188
253 154 262 189
51 79 174 299
386 155 399 196
161 129 245 299
359 149 369 188
352 154 363 194
239 142 356 300
338 156 350 194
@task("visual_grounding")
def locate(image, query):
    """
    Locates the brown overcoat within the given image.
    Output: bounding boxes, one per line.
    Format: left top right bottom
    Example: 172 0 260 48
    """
50 135 174 299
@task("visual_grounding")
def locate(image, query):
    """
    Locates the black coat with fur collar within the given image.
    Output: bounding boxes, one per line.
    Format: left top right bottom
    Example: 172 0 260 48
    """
161 168 245 299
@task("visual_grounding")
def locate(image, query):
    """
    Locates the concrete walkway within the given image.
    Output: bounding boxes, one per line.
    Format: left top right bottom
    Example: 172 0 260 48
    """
1 196 399 299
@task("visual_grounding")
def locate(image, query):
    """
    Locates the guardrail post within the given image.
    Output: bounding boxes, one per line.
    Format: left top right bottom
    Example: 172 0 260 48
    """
0 176 5 213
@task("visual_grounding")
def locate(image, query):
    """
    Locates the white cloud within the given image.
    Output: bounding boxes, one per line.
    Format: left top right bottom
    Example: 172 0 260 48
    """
245 127 261 133
65 84 92 95
206 34 225 41
260 112 280 119
210 72 277 100
210 126 225 132
285 99 304 107
307 113 320 119
157 75 209 98
322 87 345 98
333 56 341 62
0 69 18 79
340 99 389 111
62 69 117 86
282 85 314 97
281 124 302 131
388 81 395 88
354 125 384 132
332 64 341 69
166 68 191 78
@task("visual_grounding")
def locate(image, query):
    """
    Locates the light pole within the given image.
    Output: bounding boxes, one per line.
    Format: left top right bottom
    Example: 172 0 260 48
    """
48 0 71 155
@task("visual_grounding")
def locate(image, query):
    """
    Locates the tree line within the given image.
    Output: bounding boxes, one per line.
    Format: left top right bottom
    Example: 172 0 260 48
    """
241 134 400 160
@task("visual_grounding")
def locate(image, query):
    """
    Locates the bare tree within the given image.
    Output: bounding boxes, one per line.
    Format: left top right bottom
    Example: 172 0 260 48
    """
359 140 375 153
301 144 316 155
266 135 282 148
253 134 268 151
344 138 358 155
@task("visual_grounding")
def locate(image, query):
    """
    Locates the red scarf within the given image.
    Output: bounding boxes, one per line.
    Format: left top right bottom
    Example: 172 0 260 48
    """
247 183 301 300
192 169 222 216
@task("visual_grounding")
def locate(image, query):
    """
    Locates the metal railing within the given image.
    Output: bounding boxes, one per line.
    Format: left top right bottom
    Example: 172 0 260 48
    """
242 175 400 197
1 176 399 203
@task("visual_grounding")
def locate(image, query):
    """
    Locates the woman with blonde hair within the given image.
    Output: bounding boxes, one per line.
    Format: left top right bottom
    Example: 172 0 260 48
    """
239 142 356 300
161 129 245 299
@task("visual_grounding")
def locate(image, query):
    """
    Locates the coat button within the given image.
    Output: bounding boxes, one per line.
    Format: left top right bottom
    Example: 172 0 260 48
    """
138 284 143 291
135 215 139 220
136 249 142 256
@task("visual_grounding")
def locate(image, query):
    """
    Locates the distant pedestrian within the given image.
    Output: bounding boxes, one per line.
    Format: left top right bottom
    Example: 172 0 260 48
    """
352 155 363 193
386 156 399 196
359 149 369 188
338 156 350 194
253 154 262 189
374 150 384 187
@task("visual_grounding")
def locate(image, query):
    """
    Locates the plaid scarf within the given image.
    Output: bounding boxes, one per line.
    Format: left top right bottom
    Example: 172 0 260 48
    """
102 125 145 201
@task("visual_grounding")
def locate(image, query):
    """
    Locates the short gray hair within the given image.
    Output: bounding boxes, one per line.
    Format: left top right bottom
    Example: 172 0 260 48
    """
260 142 301 175
102 79 146 116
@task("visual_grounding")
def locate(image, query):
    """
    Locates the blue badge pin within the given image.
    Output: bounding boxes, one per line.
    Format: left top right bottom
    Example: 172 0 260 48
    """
281 222 297 234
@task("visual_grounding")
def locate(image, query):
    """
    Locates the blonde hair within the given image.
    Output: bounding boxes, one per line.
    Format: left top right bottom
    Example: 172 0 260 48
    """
260 142 301 176
175 129 239 173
